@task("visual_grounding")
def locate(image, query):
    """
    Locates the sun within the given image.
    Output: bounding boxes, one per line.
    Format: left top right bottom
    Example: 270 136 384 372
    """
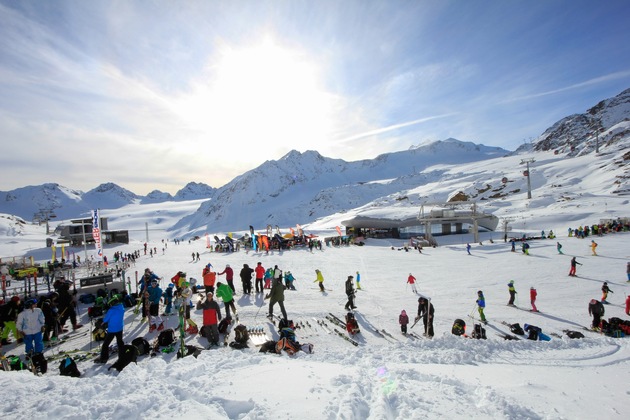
174 38 338 157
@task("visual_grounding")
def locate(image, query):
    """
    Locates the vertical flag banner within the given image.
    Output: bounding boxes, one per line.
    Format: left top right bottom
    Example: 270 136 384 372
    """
92 209 103 260
51 244 56 261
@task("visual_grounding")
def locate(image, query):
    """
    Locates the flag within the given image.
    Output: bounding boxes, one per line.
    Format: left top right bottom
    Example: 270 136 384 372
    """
336 226 342 236
92 209 103 260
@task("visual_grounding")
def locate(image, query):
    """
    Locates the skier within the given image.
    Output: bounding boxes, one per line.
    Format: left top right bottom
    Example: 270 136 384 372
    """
476 290 487 323
162 283 174 316
95 295 125 364
215 282 237 320
601 282 613 304
266 274 288 321
569 257 582 277
556 242 563 254
522 241 530 255
196 292 222 346
56 280 82 331
264 267 273 289
147 279 164 332
590 240 598 256
507 280 517 306
588 299 605 330
284 271 296 290
356 271 361 290
344 275 356 310
466 243 471 255
530 287 538 312
415 297 434 337
314 269 325 292
510 239 516 252
0 296 21 345
203 265 217 294
16 298 45 355
254 262 265 293
407 273 418 294
399 310 409 335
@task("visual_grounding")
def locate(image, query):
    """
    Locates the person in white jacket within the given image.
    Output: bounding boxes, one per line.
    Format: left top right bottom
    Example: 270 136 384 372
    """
16 298 46 354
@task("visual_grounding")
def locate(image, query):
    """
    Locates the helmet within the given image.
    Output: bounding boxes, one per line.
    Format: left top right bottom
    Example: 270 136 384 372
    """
168 283 174 288
25 298 38 306
151 279 158 284
226 264 230 268
11 296 20 302
477 290 483 295
108 295 120 306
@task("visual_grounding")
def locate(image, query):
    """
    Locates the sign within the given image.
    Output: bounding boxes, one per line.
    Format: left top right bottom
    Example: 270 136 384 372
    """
92 209 103 260
79 273 113 287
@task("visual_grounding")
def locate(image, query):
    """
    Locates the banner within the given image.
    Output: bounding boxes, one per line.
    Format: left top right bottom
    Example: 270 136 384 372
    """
92 209 103 260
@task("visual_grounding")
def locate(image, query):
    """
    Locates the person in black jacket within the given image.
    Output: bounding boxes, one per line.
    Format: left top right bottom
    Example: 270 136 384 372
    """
56 281 82 331
588 299 605 330
344 275 356 310
416 297 434 338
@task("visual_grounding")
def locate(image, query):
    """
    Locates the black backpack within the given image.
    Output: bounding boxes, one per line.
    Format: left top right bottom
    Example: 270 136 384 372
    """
29 352 48 374
452 319 466 336
177 345 202 359
278 318 294 330
108 344 138 372
472 323 487 339
88 305 104 319
565 330 585 339
259 340 278 353
158 329 175 347
131 337 151 356
524 325 541 340
233 324 249 345
510 323 525 335
59 356 81 377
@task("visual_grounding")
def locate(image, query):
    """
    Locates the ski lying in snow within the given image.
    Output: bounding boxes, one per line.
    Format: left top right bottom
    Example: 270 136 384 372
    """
247 326 268 346
407 332 423 340
380 329 400 342
332 327 359 346
496 333 520 340
314 318 331 334
327 313 347 329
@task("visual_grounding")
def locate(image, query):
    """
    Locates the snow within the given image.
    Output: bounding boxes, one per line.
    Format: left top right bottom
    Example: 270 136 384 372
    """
1 205 629 419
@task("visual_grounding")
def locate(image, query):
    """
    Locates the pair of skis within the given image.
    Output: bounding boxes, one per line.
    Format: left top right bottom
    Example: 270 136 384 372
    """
323 315 359 346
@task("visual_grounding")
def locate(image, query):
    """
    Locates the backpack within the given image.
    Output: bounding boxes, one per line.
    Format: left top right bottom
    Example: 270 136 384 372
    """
88 305 104 319
92 319 106 342
158 329 175 347
59 356 81 377
471 323 487 340
259 340 278 353
96 288 108 299
275 337 299 355
29 352 48 374
233 324 249 344
218 317 231 334
177 345 202 359
108 344 138 372
510 323 525 335
131 337 151 356
452 319 466 336
78 293 96 304
524 325 541 340
8 355 26 371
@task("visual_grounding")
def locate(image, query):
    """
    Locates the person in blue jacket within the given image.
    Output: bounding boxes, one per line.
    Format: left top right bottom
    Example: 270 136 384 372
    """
95 295 125 363
476 290 487 323
147 279 164 332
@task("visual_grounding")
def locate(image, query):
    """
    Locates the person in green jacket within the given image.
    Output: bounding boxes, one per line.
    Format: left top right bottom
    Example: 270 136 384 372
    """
215 282 237 319
266 275 288 320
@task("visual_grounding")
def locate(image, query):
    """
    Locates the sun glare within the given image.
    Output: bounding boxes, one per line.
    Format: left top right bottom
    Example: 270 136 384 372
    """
175 38 337 157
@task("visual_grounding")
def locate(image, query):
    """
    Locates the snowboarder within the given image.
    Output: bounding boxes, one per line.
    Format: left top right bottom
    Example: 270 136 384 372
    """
266 275 288 321
314 269 325 292
476 290 487 323
16 298 45 355
344 276 356 310
601 282 613 304
356 271 361 290
95 295 125 364
507 280 517 306
590 240 598 256
530 287 538 312
399 310 409 335
415 297 434 337
569 257 582 277
407 273 418 294
556 242 563 254
588 299 605 330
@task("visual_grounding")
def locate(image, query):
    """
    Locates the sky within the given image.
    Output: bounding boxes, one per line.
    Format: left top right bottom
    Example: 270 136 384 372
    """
1 0 630 195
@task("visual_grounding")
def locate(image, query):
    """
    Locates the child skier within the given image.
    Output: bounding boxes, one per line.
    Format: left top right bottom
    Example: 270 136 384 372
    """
590 240 598 256
556 242 563 254
601 282 613 304
399 310 409 335
530 287 538 312
476 291 487 323
356 271 361 290
507 280 517 306
407 273 418 294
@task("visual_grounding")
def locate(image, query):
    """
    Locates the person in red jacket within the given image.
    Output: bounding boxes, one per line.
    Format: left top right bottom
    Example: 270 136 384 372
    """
196 292 222 347
217 264 235 293
254 262 265 294
407 273 418 294
625 294 630 316
530 287 538 312
399 310 409 335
